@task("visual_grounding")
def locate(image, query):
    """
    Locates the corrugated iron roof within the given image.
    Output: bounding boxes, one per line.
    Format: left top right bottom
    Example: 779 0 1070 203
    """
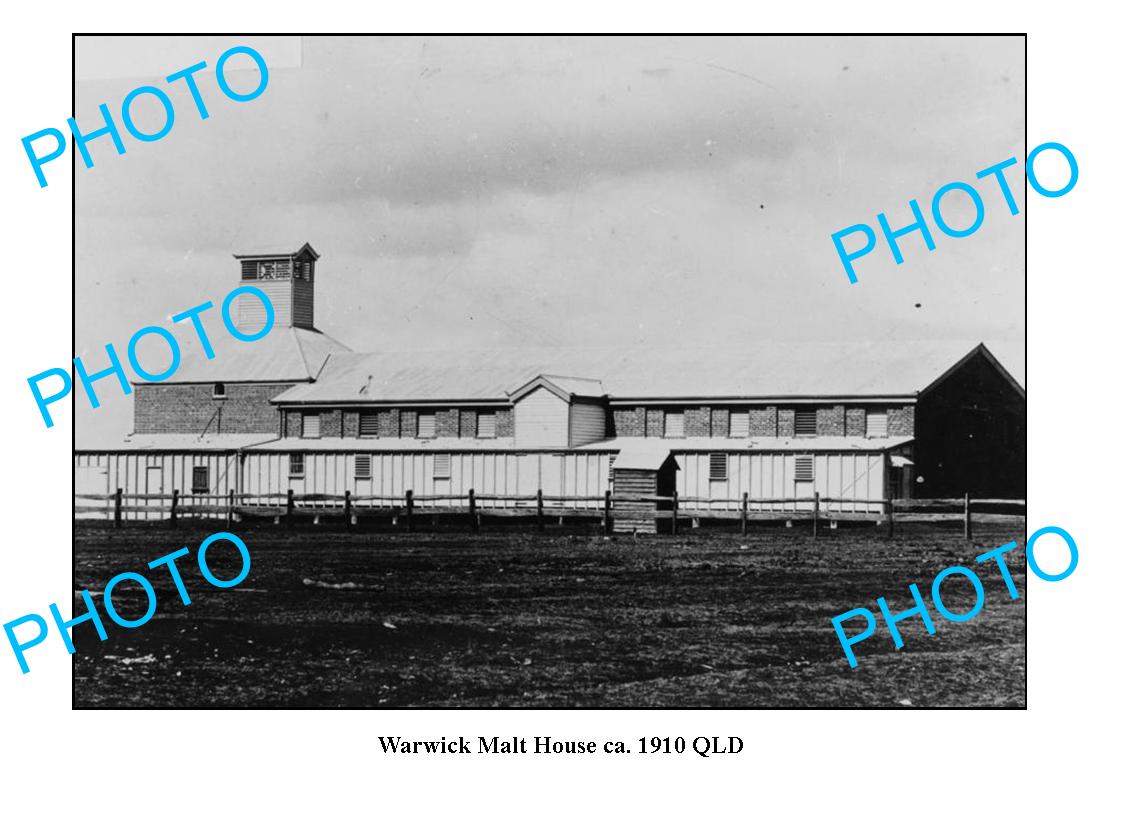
273 342 1006 403
136 327 350 384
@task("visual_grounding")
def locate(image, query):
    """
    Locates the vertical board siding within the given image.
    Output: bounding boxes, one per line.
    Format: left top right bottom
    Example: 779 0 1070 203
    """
75 448 886 520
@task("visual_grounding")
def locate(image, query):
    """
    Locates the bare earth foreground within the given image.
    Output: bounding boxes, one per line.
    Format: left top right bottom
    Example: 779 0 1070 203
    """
73 521 1026 708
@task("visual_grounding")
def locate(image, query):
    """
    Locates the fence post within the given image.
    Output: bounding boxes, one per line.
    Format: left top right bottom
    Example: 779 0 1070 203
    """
812 491 820 538
671 491 678 535
226 488 234 527
169 488 179 528
741 492 748 535
469 489 479 532
113 488 123 528
405 489 414 532
887 498 894 539
536 489 544 532
286 489 294 526
964 492 972 540
604 490 612 534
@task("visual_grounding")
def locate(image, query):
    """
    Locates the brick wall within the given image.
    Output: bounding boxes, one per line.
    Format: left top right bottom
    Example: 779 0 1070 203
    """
133 382 291 434
749 407 777 436
284 410 302 438
888 405 915 436
645 408 664 437
711 408 730 437
321 409 342 438
685 407 711 437
460 410 477 438
400 410 418 437
436 409 459 438
613 407 645 437
817 405 845 436
496 409 514 437
343 411 359 438
845 408 866 437
777 409 795 437
378 409 400 437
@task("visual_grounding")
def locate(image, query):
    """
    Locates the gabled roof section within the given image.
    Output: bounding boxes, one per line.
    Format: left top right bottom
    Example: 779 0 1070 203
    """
508 374 606 403
233 242 320 260
920 343 1026 399
613 447 678 471
133 327 350 385
269 341 1021 404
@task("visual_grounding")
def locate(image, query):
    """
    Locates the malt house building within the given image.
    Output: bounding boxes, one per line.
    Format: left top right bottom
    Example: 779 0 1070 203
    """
74 245 1027 530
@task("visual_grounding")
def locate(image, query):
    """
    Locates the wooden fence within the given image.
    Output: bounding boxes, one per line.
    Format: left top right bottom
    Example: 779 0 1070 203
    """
74 489 1025 538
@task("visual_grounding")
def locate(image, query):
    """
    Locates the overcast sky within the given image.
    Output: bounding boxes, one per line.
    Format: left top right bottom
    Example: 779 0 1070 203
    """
75 35 1025 443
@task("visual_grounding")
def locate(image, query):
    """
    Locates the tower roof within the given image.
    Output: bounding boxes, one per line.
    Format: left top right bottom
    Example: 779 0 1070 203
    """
233 242 320 260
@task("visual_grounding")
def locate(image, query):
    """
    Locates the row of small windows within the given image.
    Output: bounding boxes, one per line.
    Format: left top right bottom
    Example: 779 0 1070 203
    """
289 453 451 480
300 411 499 439
660 410 889 438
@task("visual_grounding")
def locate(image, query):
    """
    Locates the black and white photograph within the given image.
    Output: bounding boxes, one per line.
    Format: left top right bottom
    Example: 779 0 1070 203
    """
71 34 1026 708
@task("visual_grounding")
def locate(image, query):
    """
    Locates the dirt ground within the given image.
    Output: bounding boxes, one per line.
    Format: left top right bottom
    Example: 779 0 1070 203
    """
72 519 1026 708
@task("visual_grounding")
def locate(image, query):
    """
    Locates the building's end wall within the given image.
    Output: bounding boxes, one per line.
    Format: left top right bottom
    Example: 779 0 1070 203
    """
916 352 1026 498
134 382 292 434
514 386 570 447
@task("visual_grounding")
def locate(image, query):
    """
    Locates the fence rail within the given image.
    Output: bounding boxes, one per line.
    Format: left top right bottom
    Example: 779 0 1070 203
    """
74 487 1025 538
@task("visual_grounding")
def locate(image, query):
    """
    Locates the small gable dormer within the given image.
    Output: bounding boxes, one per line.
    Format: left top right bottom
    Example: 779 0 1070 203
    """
233 243 319 332
508 374 607 447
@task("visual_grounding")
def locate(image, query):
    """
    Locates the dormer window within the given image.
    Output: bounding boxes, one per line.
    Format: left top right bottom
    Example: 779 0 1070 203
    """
212 383 226 399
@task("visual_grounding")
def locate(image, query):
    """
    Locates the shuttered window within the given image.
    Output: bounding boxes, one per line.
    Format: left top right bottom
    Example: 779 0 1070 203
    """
354 454 372 480
302 413 321 438
477 413 497 438
730 412 750 438
359 413 379 437
866 411 888 438
794 410 817 436
709 453 728 481
417 413 437 438
289 453 305 478
191 466 209 494
608 454 617 485
664 412 685 438
794 456 814 482
434 453 451 480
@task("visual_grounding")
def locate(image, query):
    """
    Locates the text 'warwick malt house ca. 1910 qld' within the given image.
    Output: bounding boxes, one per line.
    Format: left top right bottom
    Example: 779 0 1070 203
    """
74 244 1026 531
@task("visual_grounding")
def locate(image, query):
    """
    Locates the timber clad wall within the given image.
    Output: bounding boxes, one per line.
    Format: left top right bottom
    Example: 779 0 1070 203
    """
238 279 290 332
569 401 606 446
134 383 292 434
292 279 314 329
514 387 570 447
